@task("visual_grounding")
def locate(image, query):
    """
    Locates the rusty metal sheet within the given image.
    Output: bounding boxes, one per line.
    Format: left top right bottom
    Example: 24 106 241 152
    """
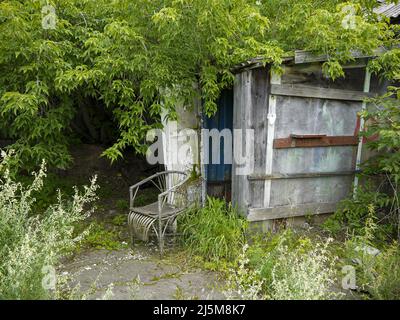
273 135 358 149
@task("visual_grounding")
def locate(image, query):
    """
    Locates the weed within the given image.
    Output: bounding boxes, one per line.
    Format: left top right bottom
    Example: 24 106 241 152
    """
116 199 129 211
323 185 393 241
111 214 127 227
224 244 265 300
267 238 342 300
79 221 128 251
178 197 247 266
173 286 185 300
342 208 400 300
0 153 98 299
150 272 181 282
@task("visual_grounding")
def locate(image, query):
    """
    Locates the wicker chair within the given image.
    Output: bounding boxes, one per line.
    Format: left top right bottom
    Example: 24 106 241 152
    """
127 170 194 257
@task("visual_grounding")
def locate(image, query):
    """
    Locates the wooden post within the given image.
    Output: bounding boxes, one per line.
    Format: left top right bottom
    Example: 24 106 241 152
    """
264 71 281 208
353 68 371 195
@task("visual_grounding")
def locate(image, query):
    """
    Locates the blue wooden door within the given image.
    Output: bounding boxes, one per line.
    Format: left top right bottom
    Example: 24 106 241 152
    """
204 89 233 200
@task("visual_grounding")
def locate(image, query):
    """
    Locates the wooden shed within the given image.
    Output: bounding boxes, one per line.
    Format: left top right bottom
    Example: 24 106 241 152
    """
228 51 387 228
160 50 388 228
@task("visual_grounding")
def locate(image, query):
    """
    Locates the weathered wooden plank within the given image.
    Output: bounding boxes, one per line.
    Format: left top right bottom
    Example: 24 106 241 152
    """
273 147 357 175
248 171 358 181
232 70 253 214
270 84 373 101
251 68 270 208
274 97 361 139
270 176 353 207
232 73 243 211
273 135 358 149
248 202 338 221
294 48 386 64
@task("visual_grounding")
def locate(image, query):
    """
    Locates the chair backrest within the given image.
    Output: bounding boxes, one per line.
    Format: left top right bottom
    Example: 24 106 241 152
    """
165 171 189 207
159 171 202 209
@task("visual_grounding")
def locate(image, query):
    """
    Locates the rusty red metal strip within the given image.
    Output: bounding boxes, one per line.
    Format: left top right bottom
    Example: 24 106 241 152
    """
273 135 359 149
354 115 362 136
354 115 380 144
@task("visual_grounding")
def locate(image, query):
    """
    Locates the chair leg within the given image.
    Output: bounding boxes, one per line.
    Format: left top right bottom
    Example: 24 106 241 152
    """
128 213 134 247
158 219 163 258
130 232 135 248
159 235 164 258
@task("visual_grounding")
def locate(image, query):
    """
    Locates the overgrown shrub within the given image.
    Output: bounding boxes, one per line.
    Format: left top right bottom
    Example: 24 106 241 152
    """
226 230 342 300
267 238 342 300
0 153 98 299
224 244 265 300
178 197 247 265
79 220 127 251
323 186 394 241
367 244 400 299
342 211 400 300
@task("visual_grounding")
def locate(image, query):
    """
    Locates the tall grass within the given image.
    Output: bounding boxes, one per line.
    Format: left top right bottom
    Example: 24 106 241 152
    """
0 153 98 299
178 197 247 264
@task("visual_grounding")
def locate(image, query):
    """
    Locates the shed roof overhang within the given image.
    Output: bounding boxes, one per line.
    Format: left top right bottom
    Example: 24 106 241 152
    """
232 47 390 74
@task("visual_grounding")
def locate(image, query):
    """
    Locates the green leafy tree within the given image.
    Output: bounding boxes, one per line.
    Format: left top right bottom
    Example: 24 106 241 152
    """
0 0 398 168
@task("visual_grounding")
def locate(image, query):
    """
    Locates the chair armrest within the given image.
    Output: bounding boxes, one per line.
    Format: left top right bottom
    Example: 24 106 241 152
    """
129 170 187 192
129 172 161 192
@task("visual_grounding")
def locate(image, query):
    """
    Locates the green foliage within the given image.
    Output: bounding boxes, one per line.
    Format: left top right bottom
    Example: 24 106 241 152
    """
365 244 400 299
0 153 98 299
324 82 400 241
341 213 400 300
111 214 127 227
115 199 129 212
361 88 400 182
225 230 342 300
80 220 127 251
246 231 312 287
133 188 159 207
343 85 400 241
178 197 247 265
266 238 341 300
16 172 88 214
0 0 397 169
323 186 394 240
260 0 392 79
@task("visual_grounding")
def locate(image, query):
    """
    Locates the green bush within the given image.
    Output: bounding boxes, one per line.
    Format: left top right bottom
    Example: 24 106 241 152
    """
266 237 341 300
341 212 400 300
178 197 247 264
17 172 87 214
246 230 313 288
80 221 127 251
0 153 98 299
323 186 393 241
227 230 342 300
368 244 400 300
347 241 400 300
115 199 129 211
